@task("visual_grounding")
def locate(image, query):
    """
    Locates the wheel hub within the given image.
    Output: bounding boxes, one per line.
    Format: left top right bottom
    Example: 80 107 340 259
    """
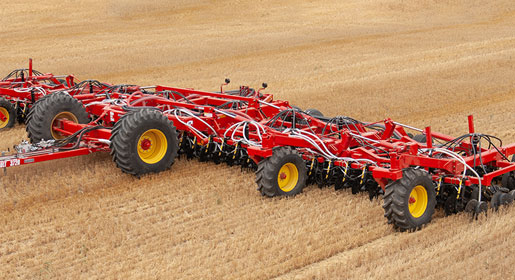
277 162 299 192
137 129 168 164
408 185 428 218
140 138 152 150
0 109 6 122
0 107 9 128
50 111 79 139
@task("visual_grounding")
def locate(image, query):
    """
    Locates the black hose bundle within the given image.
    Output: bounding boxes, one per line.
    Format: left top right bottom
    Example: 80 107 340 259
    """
265 109 316 134
1 68 45 81
321 116 362 137
436 133 509 174
67 80 111 96
157 90 194 104
54 125 106 150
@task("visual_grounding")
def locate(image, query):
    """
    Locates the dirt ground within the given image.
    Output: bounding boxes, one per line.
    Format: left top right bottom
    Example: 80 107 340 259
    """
0 0 514 279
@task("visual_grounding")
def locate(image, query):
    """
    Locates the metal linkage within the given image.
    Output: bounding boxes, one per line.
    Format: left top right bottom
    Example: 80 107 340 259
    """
0 59 83 126
2 66 515 231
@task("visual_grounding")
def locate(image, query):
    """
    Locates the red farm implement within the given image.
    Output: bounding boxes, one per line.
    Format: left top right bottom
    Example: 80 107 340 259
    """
0 59 115 129
0 59 76 128
1 74 515 231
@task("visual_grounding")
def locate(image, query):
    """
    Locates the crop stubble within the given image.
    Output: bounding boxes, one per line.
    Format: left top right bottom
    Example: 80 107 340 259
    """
0 0 514 279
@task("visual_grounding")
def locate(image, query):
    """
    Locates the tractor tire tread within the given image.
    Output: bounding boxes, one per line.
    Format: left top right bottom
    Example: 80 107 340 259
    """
382 168 436 231
256 147 307 197
109 109 179 176
26 92 89 142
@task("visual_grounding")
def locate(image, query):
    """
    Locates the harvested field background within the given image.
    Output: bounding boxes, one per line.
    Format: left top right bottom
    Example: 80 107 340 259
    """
1 0 515 279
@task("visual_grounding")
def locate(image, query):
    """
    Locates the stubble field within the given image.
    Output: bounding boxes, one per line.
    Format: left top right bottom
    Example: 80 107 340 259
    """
0 0 515 279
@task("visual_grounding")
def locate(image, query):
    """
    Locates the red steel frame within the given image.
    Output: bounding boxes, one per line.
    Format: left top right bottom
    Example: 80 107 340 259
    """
2 83 515 194
0 60 120 123
0 59 75 101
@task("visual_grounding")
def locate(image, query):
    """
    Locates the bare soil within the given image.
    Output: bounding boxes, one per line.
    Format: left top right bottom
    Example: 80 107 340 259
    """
0 0 514 279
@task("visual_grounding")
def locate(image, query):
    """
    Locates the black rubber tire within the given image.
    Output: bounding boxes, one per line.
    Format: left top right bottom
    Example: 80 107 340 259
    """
256 147 307 197
501 192 514 205
491 191 503 211
26 92 89 142
501 155 515 191
291 105 302 112
24 93 54 125
0 97 16 129
492 191 513 211
305 108 323 117
109 109 179 176
510 190 515 199
412 134 427 143
383 168 436 231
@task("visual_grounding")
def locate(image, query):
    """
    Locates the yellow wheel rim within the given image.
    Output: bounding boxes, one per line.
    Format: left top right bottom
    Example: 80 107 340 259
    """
137 129 168 164
0 107 9 129
277 162 299 192
409 185 428 218
51 111 78 139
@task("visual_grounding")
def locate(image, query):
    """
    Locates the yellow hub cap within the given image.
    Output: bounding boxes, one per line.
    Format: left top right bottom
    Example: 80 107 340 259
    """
0 107 9 128
137 129 168 164
409 185 428 218
51 111 78 139
277 162 299 192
